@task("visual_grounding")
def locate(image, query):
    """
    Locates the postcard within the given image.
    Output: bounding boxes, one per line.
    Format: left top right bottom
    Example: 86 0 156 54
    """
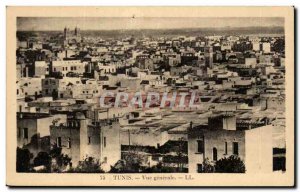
6 6 294 187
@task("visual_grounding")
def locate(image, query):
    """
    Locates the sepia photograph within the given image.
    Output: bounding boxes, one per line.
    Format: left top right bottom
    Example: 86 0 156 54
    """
6 6 295 187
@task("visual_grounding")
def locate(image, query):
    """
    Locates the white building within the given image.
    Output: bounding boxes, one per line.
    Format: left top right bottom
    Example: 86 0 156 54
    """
188 114 273 173
245 58 257 67
34 61 49 77
51 60 86 76
262 42 271 53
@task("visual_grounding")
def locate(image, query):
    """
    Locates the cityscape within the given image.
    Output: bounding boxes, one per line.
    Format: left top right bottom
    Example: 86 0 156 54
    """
16 17 286 174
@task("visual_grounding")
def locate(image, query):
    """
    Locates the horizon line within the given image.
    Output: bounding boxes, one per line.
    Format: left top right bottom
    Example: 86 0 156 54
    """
17 26 285 32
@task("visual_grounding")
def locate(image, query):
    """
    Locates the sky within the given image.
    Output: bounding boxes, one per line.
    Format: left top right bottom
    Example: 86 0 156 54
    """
17 17 284 31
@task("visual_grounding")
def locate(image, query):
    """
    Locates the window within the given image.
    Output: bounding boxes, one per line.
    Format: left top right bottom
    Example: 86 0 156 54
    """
74 66 77 70
67 138 71 148
197 164 203 173
88 136 91 144
225 142 228 155
23 128 28 139
103 157 107 163
57 137 62 147
213 147 218 161
104 137 106 147
197 140 204 153
53 68 56 72
233 142 239 155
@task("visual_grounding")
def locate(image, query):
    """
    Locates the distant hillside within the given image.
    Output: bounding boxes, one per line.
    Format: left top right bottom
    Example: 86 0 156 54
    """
81 26 284 38
17 26 284 40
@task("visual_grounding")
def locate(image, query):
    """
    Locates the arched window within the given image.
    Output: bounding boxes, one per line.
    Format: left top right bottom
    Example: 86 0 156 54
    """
213 147 218 161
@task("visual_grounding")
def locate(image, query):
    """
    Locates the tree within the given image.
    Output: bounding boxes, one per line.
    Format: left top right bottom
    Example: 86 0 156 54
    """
51 118 61 126
173 138 187 172
110 160 127 173
33 152 51 172
215 155 246 173
16 147 32 172
49 145 72 172
110 149 143 173
69 157 104 173
202 158 215 173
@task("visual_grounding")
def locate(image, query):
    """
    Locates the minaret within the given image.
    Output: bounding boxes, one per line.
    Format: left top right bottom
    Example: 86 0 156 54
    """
204 46 213 69
64 26 67 39
75 26 80 36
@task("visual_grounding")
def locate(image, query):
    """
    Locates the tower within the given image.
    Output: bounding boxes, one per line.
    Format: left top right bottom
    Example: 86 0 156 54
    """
204 46 213 69
75 26 80 36
63 26 67 39
64 26 70 40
